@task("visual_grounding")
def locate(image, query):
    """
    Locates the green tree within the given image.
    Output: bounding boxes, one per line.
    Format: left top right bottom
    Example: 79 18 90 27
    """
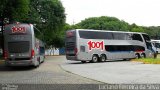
131 27 145 32
0 0 30 22
0 0 66 47
76 16 130 31
30 0 66 47
144 26 160 39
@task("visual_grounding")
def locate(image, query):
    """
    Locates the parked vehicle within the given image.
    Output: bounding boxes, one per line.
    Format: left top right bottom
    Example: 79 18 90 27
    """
3 23 45 67
151 40 160 54
65 29 155 63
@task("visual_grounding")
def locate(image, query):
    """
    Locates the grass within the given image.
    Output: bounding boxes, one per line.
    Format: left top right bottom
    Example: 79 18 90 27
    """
132 58 160 64
132 54 160 64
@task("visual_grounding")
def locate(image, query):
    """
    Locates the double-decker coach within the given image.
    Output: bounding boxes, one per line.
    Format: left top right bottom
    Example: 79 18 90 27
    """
3 23 45 67
65 29 155 63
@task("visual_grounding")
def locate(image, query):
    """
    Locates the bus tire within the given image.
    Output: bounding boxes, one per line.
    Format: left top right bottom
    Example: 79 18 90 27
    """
154 53 157 59
81 61 86 63
99 54 106 62
91 54 99 63
124 58 131 61
135 53 140 59
141 53 146 58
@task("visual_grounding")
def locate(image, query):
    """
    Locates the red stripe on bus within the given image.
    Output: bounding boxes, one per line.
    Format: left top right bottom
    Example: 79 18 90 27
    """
135 50 144 52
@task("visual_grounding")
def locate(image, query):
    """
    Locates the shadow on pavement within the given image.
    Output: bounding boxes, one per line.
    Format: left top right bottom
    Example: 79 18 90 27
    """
67 59 129 65
0 63 36 71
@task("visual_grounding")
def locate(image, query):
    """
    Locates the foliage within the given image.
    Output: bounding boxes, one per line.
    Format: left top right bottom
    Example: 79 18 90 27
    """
29 0 66 47
0 0 66 48
76 16 130 31
67 16 160 39
130 27 145 32
144 26 160 39
0 0 30 22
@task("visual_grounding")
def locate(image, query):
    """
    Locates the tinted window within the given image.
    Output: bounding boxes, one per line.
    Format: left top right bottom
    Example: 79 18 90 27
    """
105 45 145 51
113 33 128 40
146 42 152 50
66 31 76 42
155 43 160 48
66 31 75 38
79 31 113 39
142 34 150 41
40 47 45 55
125 33 132 40
105 45 133 51
8 41 30 53
132 34 143 42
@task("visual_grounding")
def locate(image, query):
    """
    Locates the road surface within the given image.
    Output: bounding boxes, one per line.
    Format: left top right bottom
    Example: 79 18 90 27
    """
0 56 102 84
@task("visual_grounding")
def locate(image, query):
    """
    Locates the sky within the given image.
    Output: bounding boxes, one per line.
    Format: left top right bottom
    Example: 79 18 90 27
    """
61 0 160 26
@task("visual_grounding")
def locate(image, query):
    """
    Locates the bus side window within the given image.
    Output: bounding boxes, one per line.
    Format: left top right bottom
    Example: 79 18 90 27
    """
40 47 45 55
126 33 132 40
80 46 85 52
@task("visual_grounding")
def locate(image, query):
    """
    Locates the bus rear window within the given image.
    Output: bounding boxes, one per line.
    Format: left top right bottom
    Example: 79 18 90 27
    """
8 41 30 53
66 31 75 38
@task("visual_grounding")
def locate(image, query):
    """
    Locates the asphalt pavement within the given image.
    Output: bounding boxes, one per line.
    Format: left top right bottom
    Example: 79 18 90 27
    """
62 59 160 84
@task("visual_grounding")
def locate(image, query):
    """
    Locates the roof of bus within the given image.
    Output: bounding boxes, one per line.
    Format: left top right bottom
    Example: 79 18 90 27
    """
4 23 34 34
71 29 147 35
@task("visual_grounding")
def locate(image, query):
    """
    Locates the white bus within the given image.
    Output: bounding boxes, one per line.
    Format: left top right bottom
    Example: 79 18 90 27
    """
65 29 155 63
151 40 160 53
3 23 45 67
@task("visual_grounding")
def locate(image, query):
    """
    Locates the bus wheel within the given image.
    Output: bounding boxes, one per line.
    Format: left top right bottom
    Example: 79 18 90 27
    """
141 53 146 58
154 53 157 59
91 55 99 63
135 53 140 59
81 61 86 63
99 54 106 62
124 58 131 61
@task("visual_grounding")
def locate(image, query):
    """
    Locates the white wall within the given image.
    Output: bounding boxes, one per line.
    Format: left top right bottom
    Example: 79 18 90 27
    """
45 47 59 55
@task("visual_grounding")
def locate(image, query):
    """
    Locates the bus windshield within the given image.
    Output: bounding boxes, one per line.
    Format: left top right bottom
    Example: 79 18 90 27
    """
142 34 151 41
